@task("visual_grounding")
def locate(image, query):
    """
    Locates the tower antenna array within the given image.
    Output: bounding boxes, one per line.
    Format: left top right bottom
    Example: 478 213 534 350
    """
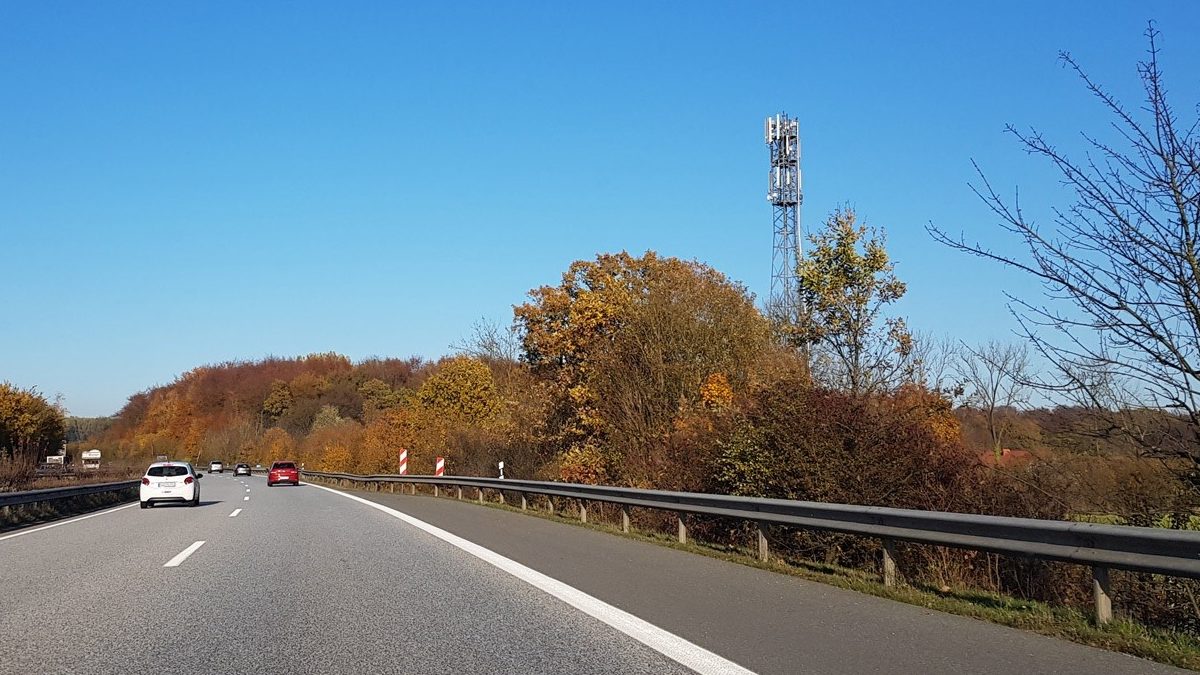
765 112 802 324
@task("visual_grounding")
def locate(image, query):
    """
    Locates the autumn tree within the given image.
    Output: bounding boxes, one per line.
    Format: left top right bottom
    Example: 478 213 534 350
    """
310 405 345 432
359 378 405 422
515 251 769 484
262 380 293 419
0 382 65 467
359 408 413 473
793 208 912 397
929 27 1200 488
416 357 499 424
257 427 295 465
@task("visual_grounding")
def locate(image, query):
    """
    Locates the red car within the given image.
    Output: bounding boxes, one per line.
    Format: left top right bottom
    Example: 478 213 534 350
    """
267 461 300 486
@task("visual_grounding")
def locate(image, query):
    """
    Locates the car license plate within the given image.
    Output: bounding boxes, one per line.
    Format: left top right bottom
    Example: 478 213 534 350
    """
160 482 176 487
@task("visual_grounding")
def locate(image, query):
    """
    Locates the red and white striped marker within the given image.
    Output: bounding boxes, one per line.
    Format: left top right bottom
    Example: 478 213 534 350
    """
398 449 408 475
435 456 445 477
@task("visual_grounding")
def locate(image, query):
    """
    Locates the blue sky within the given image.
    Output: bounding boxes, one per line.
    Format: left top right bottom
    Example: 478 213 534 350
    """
3 1 1198 416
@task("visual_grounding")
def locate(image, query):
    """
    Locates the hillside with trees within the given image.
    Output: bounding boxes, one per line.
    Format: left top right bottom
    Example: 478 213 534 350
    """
75 230 1195 631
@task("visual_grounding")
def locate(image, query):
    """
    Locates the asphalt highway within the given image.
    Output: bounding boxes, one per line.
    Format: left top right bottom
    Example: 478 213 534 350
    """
0 474 696 674
0 474 1188 674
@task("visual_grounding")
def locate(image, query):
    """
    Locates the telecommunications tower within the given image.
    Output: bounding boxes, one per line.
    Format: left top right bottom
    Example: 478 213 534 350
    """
765 112 802 324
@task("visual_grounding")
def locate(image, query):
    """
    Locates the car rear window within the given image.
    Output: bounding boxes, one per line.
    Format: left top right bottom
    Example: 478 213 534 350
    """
148 466 189 477
273 462 296 470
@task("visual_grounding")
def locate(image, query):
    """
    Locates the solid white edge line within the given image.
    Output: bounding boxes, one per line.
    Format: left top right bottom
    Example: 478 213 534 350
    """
307 482 755 675
164 540 206 567
229 509 242 517
0 502 139 542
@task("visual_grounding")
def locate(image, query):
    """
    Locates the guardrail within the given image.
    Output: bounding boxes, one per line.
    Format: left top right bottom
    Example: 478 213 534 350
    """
0 480 140 510
302 470 1200 625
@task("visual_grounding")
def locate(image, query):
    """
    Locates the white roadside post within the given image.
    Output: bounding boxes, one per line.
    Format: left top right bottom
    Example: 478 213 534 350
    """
497 462 506 504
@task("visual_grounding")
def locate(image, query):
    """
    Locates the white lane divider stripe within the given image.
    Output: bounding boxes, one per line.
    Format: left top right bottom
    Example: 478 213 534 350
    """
229 509 242 517
246 489 251 492
244 496 250 501
0 503 138 542
164 540 206 567
307 483 755 675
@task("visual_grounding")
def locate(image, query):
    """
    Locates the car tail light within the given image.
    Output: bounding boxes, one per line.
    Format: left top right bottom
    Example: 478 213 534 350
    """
141 477 150 485
184 476 194 485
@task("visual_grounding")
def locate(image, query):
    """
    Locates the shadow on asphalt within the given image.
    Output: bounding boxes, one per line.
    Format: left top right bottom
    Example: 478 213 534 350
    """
147 500 223 508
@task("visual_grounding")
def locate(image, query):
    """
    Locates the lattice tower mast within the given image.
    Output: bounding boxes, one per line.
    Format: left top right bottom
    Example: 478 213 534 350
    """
765 112 802 324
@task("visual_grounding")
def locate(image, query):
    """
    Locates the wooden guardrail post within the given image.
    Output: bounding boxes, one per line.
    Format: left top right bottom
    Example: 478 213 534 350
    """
757 522 769 562
1093 566 1113 625
677 514 687 544
882 538 898 587
621 505 630 533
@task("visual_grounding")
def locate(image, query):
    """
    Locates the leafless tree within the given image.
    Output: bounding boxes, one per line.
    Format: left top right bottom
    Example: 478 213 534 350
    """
929 26 1200 488
907 331 963 397
956 341 1034 459
453 318 522 363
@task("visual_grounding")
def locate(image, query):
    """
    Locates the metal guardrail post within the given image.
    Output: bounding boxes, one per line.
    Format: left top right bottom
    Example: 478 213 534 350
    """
882 538 898 587
621 505 630 533
1093 566 1113 624
410 484 417 495
757 522 769 562
678 514 687 544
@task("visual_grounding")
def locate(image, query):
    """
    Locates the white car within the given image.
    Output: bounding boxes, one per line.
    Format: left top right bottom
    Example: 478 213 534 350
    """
209 460 224 473
140 462 201 508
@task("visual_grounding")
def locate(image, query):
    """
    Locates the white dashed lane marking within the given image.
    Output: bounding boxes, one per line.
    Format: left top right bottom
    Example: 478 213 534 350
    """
164 541 206 568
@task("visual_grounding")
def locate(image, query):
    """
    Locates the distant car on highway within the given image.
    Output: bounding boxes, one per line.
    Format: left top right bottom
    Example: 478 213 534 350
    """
234 463 251 476
209 460 224 473
141 462 202 508
267 461 299 486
